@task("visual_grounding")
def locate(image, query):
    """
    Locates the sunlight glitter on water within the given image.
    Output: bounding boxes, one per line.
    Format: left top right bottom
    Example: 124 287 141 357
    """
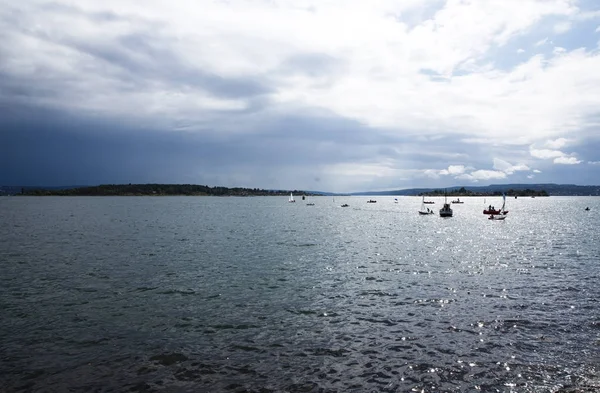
1 195 599 392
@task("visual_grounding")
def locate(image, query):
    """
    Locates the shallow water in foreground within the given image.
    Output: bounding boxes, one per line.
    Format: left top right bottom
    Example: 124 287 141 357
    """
1 196 599 392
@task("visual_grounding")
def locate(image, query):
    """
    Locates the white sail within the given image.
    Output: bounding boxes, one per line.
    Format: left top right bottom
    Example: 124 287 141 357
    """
419 195 433 215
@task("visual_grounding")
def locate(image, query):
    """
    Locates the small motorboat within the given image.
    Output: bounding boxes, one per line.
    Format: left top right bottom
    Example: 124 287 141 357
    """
483 208 507 215
341 204 349 208
484 195 508 215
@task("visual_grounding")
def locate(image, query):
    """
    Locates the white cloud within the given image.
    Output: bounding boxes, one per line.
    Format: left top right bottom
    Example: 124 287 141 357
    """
577 10 600 20
457 170 507 181
530 140 583 166
589 161 600 165
596 26 600 33
530 148 565 159
517 48 525 53
439 165 466 176
424 164 468 178
423 169 442 179
493 158 530 174
554 156 581 165
544 138 571 149
527 174 534 179
553 21 571 34
533 169 542 173
535 37 549 46
553 46 567 55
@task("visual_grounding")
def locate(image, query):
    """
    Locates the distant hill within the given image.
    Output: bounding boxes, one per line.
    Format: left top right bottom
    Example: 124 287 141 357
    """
349 184 600 196
0 185 84 195
15 184 309 197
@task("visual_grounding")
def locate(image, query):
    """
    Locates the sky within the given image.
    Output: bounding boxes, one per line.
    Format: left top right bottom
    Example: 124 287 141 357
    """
1 0 600 192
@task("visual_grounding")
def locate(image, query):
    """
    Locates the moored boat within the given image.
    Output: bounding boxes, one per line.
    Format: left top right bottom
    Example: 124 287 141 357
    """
439 191 453 217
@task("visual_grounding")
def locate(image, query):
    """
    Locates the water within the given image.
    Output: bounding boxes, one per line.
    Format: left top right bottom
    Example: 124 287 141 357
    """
1 196 599 392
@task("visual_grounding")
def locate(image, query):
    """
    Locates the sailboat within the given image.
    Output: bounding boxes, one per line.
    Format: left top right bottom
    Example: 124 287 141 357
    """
418 196 434 215
483 194 508 215
439 191 453 217
488 194 508 220
288 192 295 203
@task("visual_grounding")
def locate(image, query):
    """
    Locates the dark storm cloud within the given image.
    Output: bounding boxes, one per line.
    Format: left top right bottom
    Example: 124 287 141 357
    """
0 103 399 187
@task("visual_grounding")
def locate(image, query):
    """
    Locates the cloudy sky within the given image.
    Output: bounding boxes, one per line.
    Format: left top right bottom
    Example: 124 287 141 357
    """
1 0 600 192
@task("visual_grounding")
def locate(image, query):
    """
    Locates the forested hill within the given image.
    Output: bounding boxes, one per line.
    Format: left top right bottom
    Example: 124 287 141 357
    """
351 184 600 196
5 182 600 196
420 187 548 197
19 184 303 196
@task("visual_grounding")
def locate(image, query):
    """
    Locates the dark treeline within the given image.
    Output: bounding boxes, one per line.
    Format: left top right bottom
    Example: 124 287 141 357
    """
420 187 549 197
21 184 307 196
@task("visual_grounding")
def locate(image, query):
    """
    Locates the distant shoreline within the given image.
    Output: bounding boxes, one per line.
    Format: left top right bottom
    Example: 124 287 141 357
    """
14 184 548 197
5 182 598 196
17 184 314 197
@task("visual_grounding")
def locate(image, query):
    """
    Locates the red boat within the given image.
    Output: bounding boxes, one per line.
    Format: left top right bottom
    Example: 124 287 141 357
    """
483 194 508 215
483 208 508 215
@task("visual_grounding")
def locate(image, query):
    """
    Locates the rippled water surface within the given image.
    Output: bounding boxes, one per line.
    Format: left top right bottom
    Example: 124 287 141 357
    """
1 196 599 392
